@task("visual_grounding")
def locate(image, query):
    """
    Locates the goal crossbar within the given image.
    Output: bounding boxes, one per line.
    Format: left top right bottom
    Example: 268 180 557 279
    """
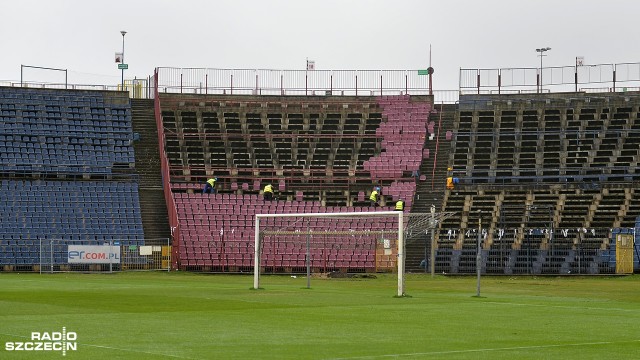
253 211 405 296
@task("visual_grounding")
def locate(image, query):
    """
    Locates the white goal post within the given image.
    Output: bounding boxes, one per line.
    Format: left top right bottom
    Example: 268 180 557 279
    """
253 211 406 297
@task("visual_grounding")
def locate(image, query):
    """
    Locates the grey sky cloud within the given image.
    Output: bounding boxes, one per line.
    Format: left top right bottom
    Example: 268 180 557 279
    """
1 0 638 91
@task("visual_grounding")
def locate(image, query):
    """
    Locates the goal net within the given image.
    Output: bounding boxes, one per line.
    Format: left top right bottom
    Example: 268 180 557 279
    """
254 211 404 296
253 211 407 296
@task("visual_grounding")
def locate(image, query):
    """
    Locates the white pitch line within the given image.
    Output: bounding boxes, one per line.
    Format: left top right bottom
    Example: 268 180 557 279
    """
328 339 640 359
0 333 196 360
481 300 640 313
82 343 198 359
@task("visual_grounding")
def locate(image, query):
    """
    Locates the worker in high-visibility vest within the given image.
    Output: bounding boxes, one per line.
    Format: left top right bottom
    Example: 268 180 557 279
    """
203 178 218 194
446 177 459 190
446 177 454 190
395 199 405 211
263 184 274 201
369 187 381 207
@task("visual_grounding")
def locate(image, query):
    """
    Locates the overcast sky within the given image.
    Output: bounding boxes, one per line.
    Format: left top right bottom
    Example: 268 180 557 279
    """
1 0 639 91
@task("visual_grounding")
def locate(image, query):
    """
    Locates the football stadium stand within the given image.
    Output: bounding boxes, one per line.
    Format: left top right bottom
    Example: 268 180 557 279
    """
157 94 430 271
434 93 640 274
0 87 134 175
0 87 145 271
2 63 640 275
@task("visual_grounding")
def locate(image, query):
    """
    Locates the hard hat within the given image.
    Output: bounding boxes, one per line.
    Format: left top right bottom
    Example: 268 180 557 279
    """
376 187 381 191
214 177 218 181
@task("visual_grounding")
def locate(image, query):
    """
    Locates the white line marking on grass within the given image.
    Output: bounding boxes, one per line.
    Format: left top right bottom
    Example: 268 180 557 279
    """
482 300 640 313
82 343 197 359
329 339 640 359
0 333 195 359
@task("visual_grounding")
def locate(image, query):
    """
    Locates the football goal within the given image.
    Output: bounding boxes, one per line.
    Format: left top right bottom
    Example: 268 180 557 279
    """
252 211 408 296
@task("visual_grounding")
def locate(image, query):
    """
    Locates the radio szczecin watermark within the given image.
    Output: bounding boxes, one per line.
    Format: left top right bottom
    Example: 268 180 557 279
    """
5 327 77 356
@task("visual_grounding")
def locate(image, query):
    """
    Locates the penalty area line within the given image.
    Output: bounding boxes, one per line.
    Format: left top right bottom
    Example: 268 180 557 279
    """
328 339 640 359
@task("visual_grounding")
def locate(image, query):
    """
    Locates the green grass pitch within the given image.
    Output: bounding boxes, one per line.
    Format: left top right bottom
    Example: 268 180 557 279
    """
1 272 639 359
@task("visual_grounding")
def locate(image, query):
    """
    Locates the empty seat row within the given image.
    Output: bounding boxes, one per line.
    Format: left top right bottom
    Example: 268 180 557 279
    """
0 178 145 258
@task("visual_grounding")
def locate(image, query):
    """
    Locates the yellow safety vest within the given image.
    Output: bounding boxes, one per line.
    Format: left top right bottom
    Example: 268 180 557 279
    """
446 177 454 189
369 190 379 202
207 179 216 187
264 184 273 193
395 201 404 210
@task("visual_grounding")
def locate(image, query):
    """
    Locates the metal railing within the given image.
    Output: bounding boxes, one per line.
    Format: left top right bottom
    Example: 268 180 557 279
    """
460 61 640 95
2 76 460 103
452 174 640 189
155 67 432 97
430 227 639 275
154 68 181 271
7 60 640 104
0 78 153 99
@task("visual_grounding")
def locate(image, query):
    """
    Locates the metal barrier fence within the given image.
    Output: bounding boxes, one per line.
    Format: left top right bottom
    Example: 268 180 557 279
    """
7 60 640 103
37 239 171 273
460 61 640 95
425 227 639 275
155 67 432 97
0 78 153 99
449 168 640 188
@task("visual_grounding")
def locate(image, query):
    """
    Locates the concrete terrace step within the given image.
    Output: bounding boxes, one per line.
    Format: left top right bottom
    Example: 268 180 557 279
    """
138 189 171 241
131 99 162 189
407 104 456 271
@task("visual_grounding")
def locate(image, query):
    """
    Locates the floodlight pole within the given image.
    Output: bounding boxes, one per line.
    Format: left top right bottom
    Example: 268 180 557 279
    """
575 57 579 92
536 47 551 93
121 30 127 90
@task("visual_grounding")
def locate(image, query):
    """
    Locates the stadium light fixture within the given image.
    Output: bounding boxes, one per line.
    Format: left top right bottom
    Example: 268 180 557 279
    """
536 47 551 93
121 31 127 90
